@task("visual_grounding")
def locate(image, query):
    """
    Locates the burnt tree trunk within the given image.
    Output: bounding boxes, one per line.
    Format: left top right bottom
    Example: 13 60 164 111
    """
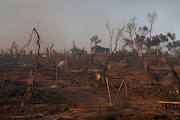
27 28 41 97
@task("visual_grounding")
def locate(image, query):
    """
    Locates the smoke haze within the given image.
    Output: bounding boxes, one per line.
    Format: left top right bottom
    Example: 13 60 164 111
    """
0 0 180 52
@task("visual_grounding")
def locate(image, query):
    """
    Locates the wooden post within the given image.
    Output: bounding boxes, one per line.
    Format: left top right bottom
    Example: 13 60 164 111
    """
106 78 112 106
108 80 118 94
125 80 128 100
114 79 125 103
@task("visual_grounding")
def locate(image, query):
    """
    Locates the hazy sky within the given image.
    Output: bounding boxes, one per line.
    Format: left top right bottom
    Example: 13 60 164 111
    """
0 0 180 52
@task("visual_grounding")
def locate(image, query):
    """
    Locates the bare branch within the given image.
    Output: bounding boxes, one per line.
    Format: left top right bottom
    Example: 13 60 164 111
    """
147 11 157 40
16 30 34 63
50 43 54 53
9 41 16 54
33 28 40 66
147 11 157 25
106 21 115 52
105 26 125 71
